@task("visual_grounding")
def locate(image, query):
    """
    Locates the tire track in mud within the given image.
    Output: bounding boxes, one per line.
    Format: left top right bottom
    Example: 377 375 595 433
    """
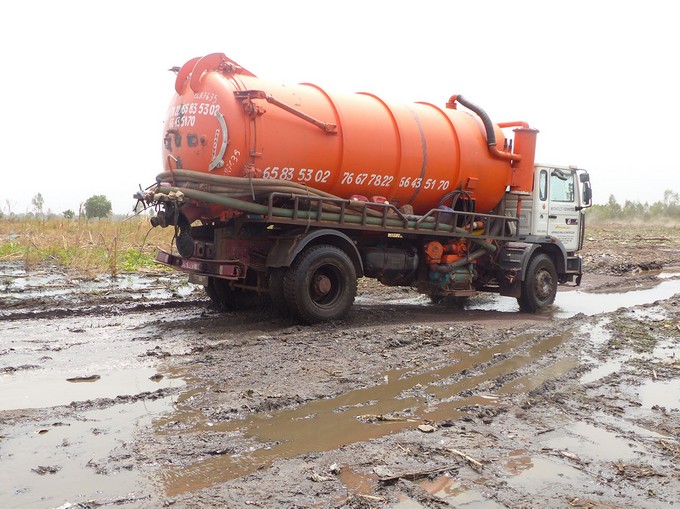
0 298 208 322
3 259 679 507
156 326 581 496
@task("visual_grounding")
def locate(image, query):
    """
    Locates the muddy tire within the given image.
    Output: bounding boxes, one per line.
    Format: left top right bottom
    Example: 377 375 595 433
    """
268 268 289 315
517 253 557 312
284 244 357 324
205 277 246 310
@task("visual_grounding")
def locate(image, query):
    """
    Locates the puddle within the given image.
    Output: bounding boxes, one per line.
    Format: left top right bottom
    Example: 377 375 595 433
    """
498 357 579 394
417 476 503 508
1 367 183 410
506 456 592 494
391 476 503 508
0 261 199 315
658 266 680 278
636 379 680 410
0 398 173 508
579 318 611 346
354 276 680 318
452 279 680 318
552 279 680 318
589 411 671 439
580 358 623 384
504 449 534 475
338 467 377 496
539 421 644 462
158 330 576 495
0 312 187 411
652 337 680 362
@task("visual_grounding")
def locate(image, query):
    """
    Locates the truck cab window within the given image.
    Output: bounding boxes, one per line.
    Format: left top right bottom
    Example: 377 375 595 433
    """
550 172 574 202
539 170 548 201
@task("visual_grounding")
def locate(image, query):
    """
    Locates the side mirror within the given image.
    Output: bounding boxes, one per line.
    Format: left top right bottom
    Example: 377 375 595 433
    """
579 173 590 183
583 182 592 206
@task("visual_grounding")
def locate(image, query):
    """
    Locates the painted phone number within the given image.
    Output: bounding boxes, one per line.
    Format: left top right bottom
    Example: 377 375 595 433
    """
341 172 450 191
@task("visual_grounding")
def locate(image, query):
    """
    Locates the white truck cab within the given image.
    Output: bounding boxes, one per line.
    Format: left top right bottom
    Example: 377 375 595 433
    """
514 165 592 253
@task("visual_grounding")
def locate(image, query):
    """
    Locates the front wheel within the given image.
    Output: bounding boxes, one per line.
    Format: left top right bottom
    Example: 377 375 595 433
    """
517 253 557 312
284 244 357 324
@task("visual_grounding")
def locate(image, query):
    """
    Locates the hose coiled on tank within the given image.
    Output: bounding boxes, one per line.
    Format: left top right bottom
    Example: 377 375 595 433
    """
149 176 498 255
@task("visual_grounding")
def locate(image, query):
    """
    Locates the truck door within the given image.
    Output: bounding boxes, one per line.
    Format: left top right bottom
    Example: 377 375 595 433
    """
547 169 580 251
531 168 549 236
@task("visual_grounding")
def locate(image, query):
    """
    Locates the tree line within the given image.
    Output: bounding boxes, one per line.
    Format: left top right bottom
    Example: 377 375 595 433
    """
1 194 112 220
589 189 680 221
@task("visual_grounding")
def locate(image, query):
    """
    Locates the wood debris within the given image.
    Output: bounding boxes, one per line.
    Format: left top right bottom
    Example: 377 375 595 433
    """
376 464 459 484
448 448 484 472
358 414 415 423
613 461 666 479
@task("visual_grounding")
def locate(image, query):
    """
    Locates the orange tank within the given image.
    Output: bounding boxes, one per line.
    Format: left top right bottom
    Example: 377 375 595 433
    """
162 53 536 215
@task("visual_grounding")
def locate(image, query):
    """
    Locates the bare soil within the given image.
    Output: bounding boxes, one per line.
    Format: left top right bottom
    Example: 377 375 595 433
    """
1 223 679 509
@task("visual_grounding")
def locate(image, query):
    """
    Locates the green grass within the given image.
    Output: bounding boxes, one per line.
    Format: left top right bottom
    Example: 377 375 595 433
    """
0 217 175 277
119 248 158 272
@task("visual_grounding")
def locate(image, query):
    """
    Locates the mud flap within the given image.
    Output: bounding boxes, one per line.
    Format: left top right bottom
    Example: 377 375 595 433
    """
498 243 533 297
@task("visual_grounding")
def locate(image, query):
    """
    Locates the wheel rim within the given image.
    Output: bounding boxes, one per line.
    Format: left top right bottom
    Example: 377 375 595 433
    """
535 268 554 301
309 265 343 307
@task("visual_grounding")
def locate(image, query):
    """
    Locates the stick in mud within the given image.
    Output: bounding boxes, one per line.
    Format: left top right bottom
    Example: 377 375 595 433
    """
377 464 460 484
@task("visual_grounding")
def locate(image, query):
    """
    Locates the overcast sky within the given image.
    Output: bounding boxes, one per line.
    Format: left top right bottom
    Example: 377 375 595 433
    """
1 0 677 215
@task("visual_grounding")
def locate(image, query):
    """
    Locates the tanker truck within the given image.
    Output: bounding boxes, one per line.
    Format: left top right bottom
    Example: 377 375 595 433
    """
136 53 592 323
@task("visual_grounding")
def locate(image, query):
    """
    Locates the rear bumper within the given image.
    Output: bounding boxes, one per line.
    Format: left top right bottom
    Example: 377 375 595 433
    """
155 250 245 280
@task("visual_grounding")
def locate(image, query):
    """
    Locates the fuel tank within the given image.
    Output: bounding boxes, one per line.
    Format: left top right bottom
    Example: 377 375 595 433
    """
162 53 535 215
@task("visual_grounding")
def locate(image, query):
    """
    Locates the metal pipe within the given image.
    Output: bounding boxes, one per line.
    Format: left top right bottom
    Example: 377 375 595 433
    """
430 248 487 273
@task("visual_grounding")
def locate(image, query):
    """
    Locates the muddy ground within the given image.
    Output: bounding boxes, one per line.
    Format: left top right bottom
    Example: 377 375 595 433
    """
1 223 679 509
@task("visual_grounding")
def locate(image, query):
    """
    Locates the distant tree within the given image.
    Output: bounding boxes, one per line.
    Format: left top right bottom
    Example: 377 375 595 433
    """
63 209 75 219
607 194 621 216
32 193 44 216
663 189 679 206
84 195 112 219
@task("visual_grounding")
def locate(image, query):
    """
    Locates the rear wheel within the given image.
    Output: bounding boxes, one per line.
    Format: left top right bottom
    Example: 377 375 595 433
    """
517 253 557 312
284 244 357 324
268 268 289 315
205 277 244 310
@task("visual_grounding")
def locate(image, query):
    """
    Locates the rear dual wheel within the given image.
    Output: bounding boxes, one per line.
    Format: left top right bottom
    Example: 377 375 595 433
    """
205 277 244 310
205 275 263 310
282 244 357 324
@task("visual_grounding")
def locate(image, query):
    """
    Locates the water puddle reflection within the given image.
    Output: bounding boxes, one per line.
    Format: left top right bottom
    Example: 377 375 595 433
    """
1 398 174 508
553 279 680 318
159 330 577 495
393 475 503 508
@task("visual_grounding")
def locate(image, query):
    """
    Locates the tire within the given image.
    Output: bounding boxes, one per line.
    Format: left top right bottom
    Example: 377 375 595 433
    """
517 253 558 312
268 268 289 315
284 244 357 324
205 277 246 311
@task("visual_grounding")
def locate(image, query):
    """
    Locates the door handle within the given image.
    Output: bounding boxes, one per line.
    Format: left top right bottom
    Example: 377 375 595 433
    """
548 215 557 219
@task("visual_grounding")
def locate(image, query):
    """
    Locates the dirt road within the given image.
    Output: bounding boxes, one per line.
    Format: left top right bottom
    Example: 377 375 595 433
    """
1 224 679 508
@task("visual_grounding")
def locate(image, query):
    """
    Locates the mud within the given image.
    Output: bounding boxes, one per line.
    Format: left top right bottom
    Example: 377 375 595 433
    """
1 224 679 509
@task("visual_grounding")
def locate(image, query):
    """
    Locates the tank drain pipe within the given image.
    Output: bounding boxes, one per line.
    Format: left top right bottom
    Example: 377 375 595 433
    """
430 248 489 273
447 95 520 162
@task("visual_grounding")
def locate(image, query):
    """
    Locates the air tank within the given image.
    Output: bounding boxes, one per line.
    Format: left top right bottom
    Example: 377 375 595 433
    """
162 53 536 215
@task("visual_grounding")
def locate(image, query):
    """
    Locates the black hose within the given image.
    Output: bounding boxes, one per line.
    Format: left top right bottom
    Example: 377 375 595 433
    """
175 214 195 258
453 95 497 147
